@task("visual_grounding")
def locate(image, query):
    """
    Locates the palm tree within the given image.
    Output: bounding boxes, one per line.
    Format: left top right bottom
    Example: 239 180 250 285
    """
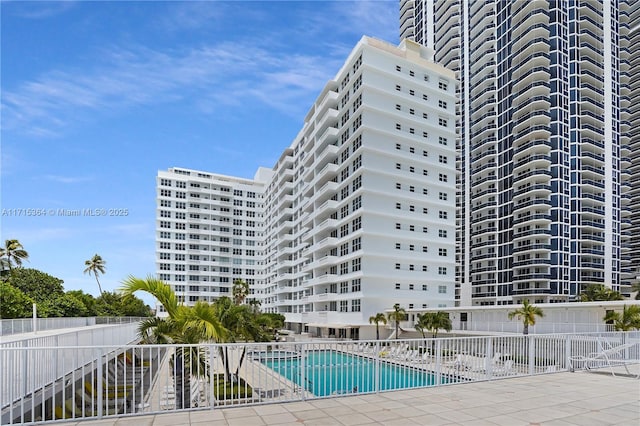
213 296 270 381
427 311 452 338
603 305 640 331
369 313 387 340
0 239 29 272
232 279 250 305
388 303 407 340
508 300 544 335
121 275 228 408
580 284 624 301
84 254 106 296
414 313 430 339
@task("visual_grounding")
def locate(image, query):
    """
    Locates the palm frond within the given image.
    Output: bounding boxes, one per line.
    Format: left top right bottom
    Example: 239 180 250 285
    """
121 275 179 318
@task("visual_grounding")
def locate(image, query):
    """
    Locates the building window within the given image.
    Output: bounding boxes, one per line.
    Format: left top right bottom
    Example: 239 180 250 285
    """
395 263 401 270
438 285 447 293
352 155 362 170
395 283 401 289
352 258 361 272
395 243 401 249
439 248 447 256
352 195 362 210
352 237 361 251
439 229 448 238
438 267 447 275
422 284 428 291
439 192 447 200
438 100 447 109
352 175 362 191
352 216 362 231
351 299 361 312
438 81 448 90
439 136 448 145
439 155 447 164
439 173 448 182
352 279 361 292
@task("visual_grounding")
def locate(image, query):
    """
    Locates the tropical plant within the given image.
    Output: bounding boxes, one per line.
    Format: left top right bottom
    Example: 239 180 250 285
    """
603 305 640 331
121 276 228 408
84 254 106 296
0 282 33 318
580 284 624 302
416 311 452 339
414 313 430 339
7 268 64 302
0 239 29 274
508 300 544 335
213 297 272 381
231 279 250 305
388 304 407 340
369 313 387 340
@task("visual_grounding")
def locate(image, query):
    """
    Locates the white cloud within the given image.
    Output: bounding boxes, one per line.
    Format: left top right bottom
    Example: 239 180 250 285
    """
2 40 341 136
8 1 76 20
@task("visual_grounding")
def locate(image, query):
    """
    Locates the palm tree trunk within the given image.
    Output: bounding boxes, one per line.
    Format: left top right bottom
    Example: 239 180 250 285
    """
222 347 232 382
234 347 247 378
376 324 380 340
523 323 529 335
95 275 104 296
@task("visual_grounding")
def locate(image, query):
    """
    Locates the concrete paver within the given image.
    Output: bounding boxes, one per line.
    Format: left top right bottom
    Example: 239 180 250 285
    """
56 370 640 426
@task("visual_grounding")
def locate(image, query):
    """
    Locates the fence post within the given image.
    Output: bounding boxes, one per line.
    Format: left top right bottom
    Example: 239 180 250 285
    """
486 337 493 378
528 336 535 375
96 349 103 419
300 344 306 401
435 339 442 386
209 344 216 410
565 334 571 371
375 340 380 393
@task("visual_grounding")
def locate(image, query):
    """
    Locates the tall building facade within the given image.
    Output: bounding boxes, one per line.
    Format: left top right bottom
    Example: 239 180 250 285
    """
622 0 640 286
156 168 272 315
156 37 458 337
401 0 634 305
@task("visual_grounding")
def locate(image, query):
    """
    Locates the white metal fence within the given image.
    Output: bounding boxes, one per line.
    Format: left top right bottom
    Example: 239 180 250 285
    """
1 332 638 425
0 317 146 337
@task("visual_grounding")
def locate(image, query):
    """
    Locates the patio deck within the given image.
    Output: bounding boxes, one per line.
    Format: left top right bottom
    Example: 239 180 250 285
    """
55 367 639 425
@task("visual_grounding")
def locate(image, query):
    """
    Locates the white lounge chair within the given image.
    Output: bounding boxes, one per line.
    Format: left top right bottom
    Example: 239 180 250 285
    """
583 342 639 378
492 360 514 376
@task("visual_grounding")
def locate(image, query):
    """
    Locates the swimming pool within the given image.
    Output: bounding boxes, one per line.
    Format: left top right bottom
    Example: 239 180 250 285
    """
262 350 448 397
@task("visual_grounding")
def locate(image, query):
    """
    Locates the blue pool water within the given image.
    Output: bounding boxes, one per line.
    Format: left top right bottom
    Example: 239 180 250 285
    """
262 350 447 397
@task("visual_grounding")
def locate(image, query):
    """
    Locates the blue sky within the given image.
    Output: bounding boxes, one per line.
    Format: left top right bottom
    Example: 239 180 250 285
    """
1 1 399 305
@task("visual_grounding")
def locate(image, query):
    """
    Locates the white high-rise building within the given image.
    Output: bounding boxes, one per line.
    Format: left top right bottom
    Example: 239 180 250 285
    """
623 0 640 286
156 168 273 315
156 36 457 338
401 0 634 305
